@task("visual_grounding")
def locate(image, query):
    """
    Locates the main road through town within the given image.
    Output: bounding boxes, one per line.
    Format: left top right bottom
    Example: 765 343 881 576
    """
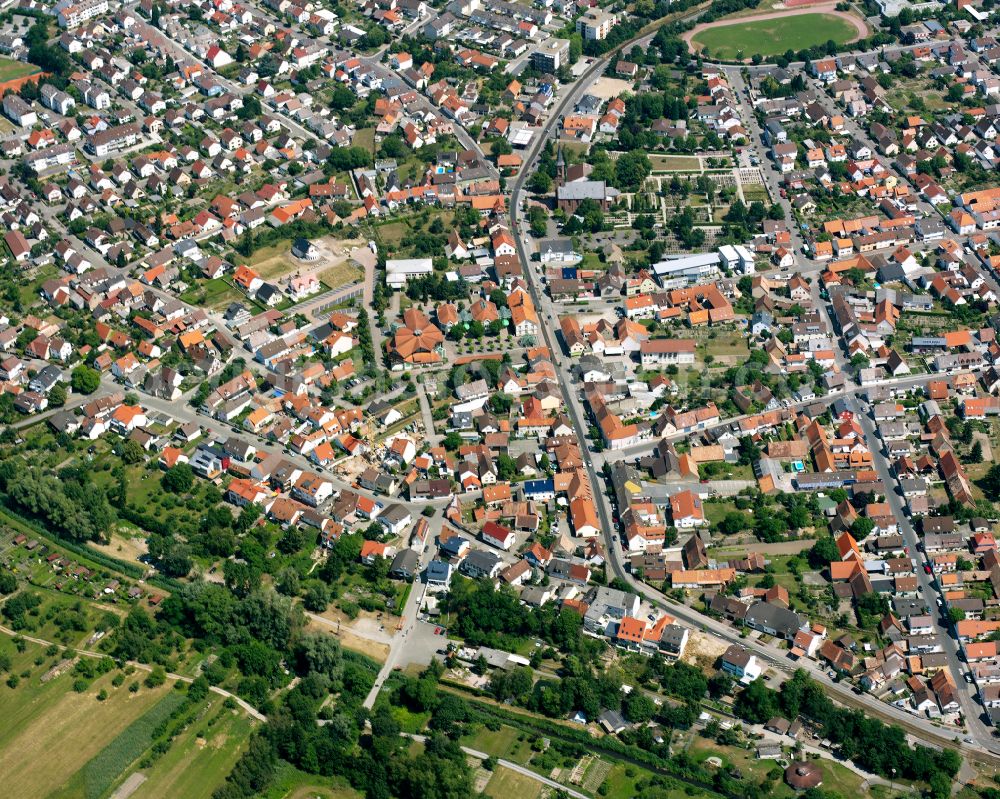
505 29 1000 766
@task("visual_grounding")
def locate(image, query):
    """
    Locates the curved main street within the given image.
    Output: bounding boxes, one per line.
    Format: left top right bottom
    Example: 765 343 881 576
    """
505 25 1000 768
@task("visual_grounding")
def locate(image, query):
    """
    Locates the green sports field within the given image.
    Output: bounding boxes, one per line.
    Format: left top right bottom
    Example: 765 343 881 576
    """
691 13 859 60
0 56 38 83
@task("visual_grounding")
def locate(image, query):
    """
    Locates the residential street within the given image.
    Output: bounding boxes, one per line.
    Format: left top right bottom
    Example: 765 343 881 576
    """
855 406 994 746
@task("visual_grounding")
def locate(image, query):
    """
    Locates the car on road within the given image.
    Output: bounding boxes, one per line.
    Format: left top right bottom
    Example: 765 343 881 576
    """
924 564 932 574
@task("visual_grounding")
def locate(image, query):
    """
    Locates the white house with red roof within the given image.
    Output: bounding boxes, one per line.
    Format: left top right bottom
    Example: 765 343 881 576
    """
481 521 515 550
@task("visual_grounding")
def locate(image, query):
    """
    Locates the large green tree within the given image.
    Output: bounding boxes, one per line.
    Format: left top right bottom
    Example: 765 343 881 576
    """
71 365 101 394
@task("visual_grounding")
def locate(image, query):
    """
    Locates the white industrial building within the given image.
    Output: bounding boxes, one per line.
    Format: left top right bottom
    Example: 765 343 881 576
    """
385 258 434 288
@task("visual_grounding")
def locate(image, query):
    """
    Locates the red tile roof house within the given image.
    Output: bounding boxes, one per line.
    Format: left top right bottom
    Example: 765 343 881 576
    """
669 489 706 528
481 521 515 550
356 495 383 520
360 540 396 564
3 230 30 262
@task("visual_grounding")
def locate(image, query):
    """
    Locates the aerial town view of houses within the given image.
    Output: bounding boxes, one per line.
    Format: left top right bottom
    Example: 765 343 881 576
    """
5 0 1000 796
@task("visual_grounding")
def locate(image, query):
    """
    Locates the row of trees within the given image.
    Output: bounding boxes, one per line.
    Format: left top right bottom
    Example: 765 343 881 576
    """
490 654 709 735
355 308 377 371
443 578 598 657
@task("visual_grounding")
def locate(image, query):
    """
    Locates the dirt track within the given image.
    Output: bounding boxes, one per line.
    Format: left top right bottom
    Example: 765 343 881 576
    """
682 3 870 58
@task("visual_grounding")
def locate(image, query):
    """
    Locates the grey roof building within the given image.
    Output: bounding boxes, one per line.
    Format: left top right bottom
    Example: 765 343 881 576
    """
556 180 618 202
460 550 502 579
659 624 689 656
743 602 805 641
390 549 419 580
426 559 452 589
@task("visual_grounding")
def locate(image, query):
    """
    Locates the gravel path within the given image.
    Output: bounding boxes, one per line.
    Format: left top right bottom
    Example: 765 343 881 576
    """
109 773 147 799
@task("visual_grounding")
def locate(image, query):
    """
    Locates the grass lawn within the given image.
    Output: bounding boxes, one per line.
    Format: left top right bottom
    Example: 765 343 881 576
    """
0 640 172 799
699 462 755 481
317 259 363 290
371 209 453 257
246 241 298 280
560 141 590 161
599 762 695 799
649 154 702 172
353 127 376 153
389 704 432 734
714 0 785 17
19 263 60 309
754 554 812 604
691 14 858 59
180 276 245 310
697 330 749 363
483 765 543 799
375 220 412 249
462 723 533 765
89 532 149 569
0 56 38 83
265 762 362 799
703 499 738 527
126 695 255 799
884 72 948 113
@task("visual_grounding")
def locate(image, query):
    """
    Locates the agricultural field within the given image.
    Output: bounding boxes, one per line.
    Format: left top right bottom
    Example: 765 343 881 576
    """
49 690 188 799
690 14 861 60
0 639 172 799
124 694 256 799
0 630 257 799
